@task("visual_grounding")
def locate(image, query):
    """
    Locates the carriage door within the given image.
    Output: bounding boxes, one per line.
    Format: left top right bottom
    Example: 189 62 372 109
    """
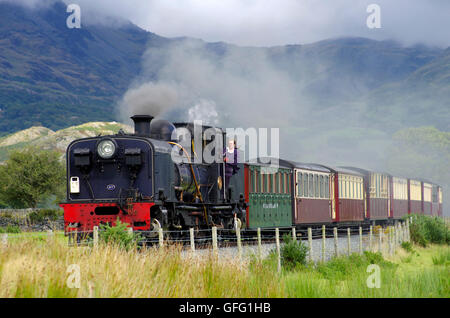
330 174 336 220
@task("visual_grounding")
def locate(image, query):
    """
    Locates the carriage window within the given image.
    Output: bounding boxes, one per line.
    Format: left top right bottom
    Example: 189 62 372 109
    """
297 172 302 197
318 175 323 198
352 181 356 199
348 180 351 198
286 173 291 194
285 173 289 194
338 179 342 198
250 170 254 192
313 175 318 198
262 174 266 193
304 173 308 197
325 176 330 198
308 173 313 197
275 173 279 194
255 170 259 193
277 171 281 193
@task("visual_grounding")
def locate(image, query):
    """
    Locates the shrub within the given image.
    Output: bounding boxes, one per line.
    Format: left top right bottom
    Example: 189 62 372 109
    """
28 209 63 224
0 148 65 208
401 241 415 253
0 225 21 233
409 215 449 247
315 251 395 281
279 233 308 270
99 218 141 250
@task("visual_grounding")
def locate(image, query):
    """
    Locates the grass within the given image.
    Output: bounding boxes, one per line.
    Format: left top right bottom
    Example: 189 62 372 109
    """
0 236 448 298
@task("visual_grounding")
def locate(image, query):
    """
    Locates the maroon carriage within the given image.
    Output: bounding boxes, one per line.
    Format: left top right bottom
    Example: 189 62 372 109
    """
391 176 409 219
292 163 336 225
340 167 390 222
333 167 365 223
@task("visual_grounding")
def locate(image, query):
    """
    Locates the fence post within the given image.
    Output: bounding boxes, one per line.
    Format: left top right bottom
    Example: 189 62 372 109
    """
322 225 326 262
389 226 393 255
292 227 296 241
190 228 195 252
2 233 7 247
93 226 99 248
333 227 338 257
379 228 383 254
275 228 281 273
394 224 398 250
158 228 164 248
308 227 313 263
369 225 373 251
347 228 351 256
47 229 53 242
257 228 262 261
236 225 242 260
212 226 218 255
400 223 404 243
406 219 410 242
359 226 363 254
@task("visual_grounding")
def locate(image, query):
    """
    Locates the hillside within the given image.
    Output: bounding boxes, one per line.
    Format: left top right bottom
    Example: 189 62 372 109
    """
0 1 449 135
0 121 132 162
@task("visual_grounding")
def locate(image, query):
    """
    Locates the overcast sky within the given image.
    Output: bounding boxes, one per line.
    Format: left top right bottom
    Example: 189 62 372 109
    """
5 0 450 47
66 0 450 47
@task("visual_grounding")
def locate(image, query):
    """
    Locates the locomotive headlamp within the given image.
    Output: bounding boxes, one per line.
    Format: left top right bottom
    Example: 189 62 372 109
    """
97 139 117 159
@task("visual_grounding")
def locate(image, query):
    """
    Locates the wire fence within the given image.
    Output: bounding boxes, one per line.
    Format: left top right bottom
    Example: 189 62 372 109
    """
1 217 413 268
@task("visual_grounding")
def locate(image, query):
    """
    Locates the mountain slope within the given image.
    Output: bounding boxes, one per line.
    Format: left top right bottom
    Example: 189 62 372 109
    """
0 121 132 162
0 1 449 136
0 1 165 134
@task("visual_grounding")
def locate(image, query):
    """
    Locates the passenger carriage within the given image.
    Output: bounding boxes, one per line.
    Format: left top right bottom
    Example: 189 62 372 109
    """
340 167 390 222
244 159 293 229
291 163 336 225
332 167 365 223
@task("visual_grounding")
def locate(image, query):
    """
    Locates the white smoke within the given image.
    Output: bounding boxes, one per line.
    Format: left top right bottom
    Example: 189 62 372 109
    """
187 99 219 126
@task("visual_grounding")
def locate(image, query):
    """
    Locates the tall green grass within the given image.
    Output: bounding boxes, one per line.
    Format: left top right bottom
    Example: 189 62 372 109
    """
0 237 448 298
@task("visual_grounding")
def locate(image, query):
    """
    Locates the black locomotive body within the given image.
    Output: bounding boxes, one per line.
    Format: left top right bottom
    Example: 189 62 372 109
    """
60 115 246 236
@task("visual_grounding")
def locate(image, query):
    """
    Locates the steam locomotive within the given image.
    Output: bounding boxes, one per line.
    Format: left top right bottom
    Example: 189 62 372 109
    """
60 115 443 238
60 115 246 236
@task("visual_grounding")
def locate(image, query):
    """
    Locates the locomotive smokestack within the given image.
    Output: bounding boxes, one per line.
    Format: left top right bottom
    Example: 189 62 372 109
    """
131 115 154 137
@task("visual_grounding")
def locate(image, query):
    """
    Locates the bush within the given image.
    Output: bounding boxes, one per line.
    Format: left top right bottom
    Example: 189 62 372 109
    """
99 218 141 250
0 148 65 209
409 215 449 247
0 225 21 233
401 241 415 253
279 233 309 270
315 251 395 281
28 209 63 223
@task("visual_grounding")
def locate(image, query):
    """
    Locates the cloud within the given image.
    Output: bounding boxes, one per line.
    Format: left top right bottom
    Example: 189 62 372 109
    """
58 0 450 47
4 0 449 47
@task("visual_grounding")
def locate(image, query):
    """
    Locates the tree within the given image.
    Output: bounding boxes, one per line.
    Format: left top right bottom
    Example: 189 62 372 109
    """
0 147 65 208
